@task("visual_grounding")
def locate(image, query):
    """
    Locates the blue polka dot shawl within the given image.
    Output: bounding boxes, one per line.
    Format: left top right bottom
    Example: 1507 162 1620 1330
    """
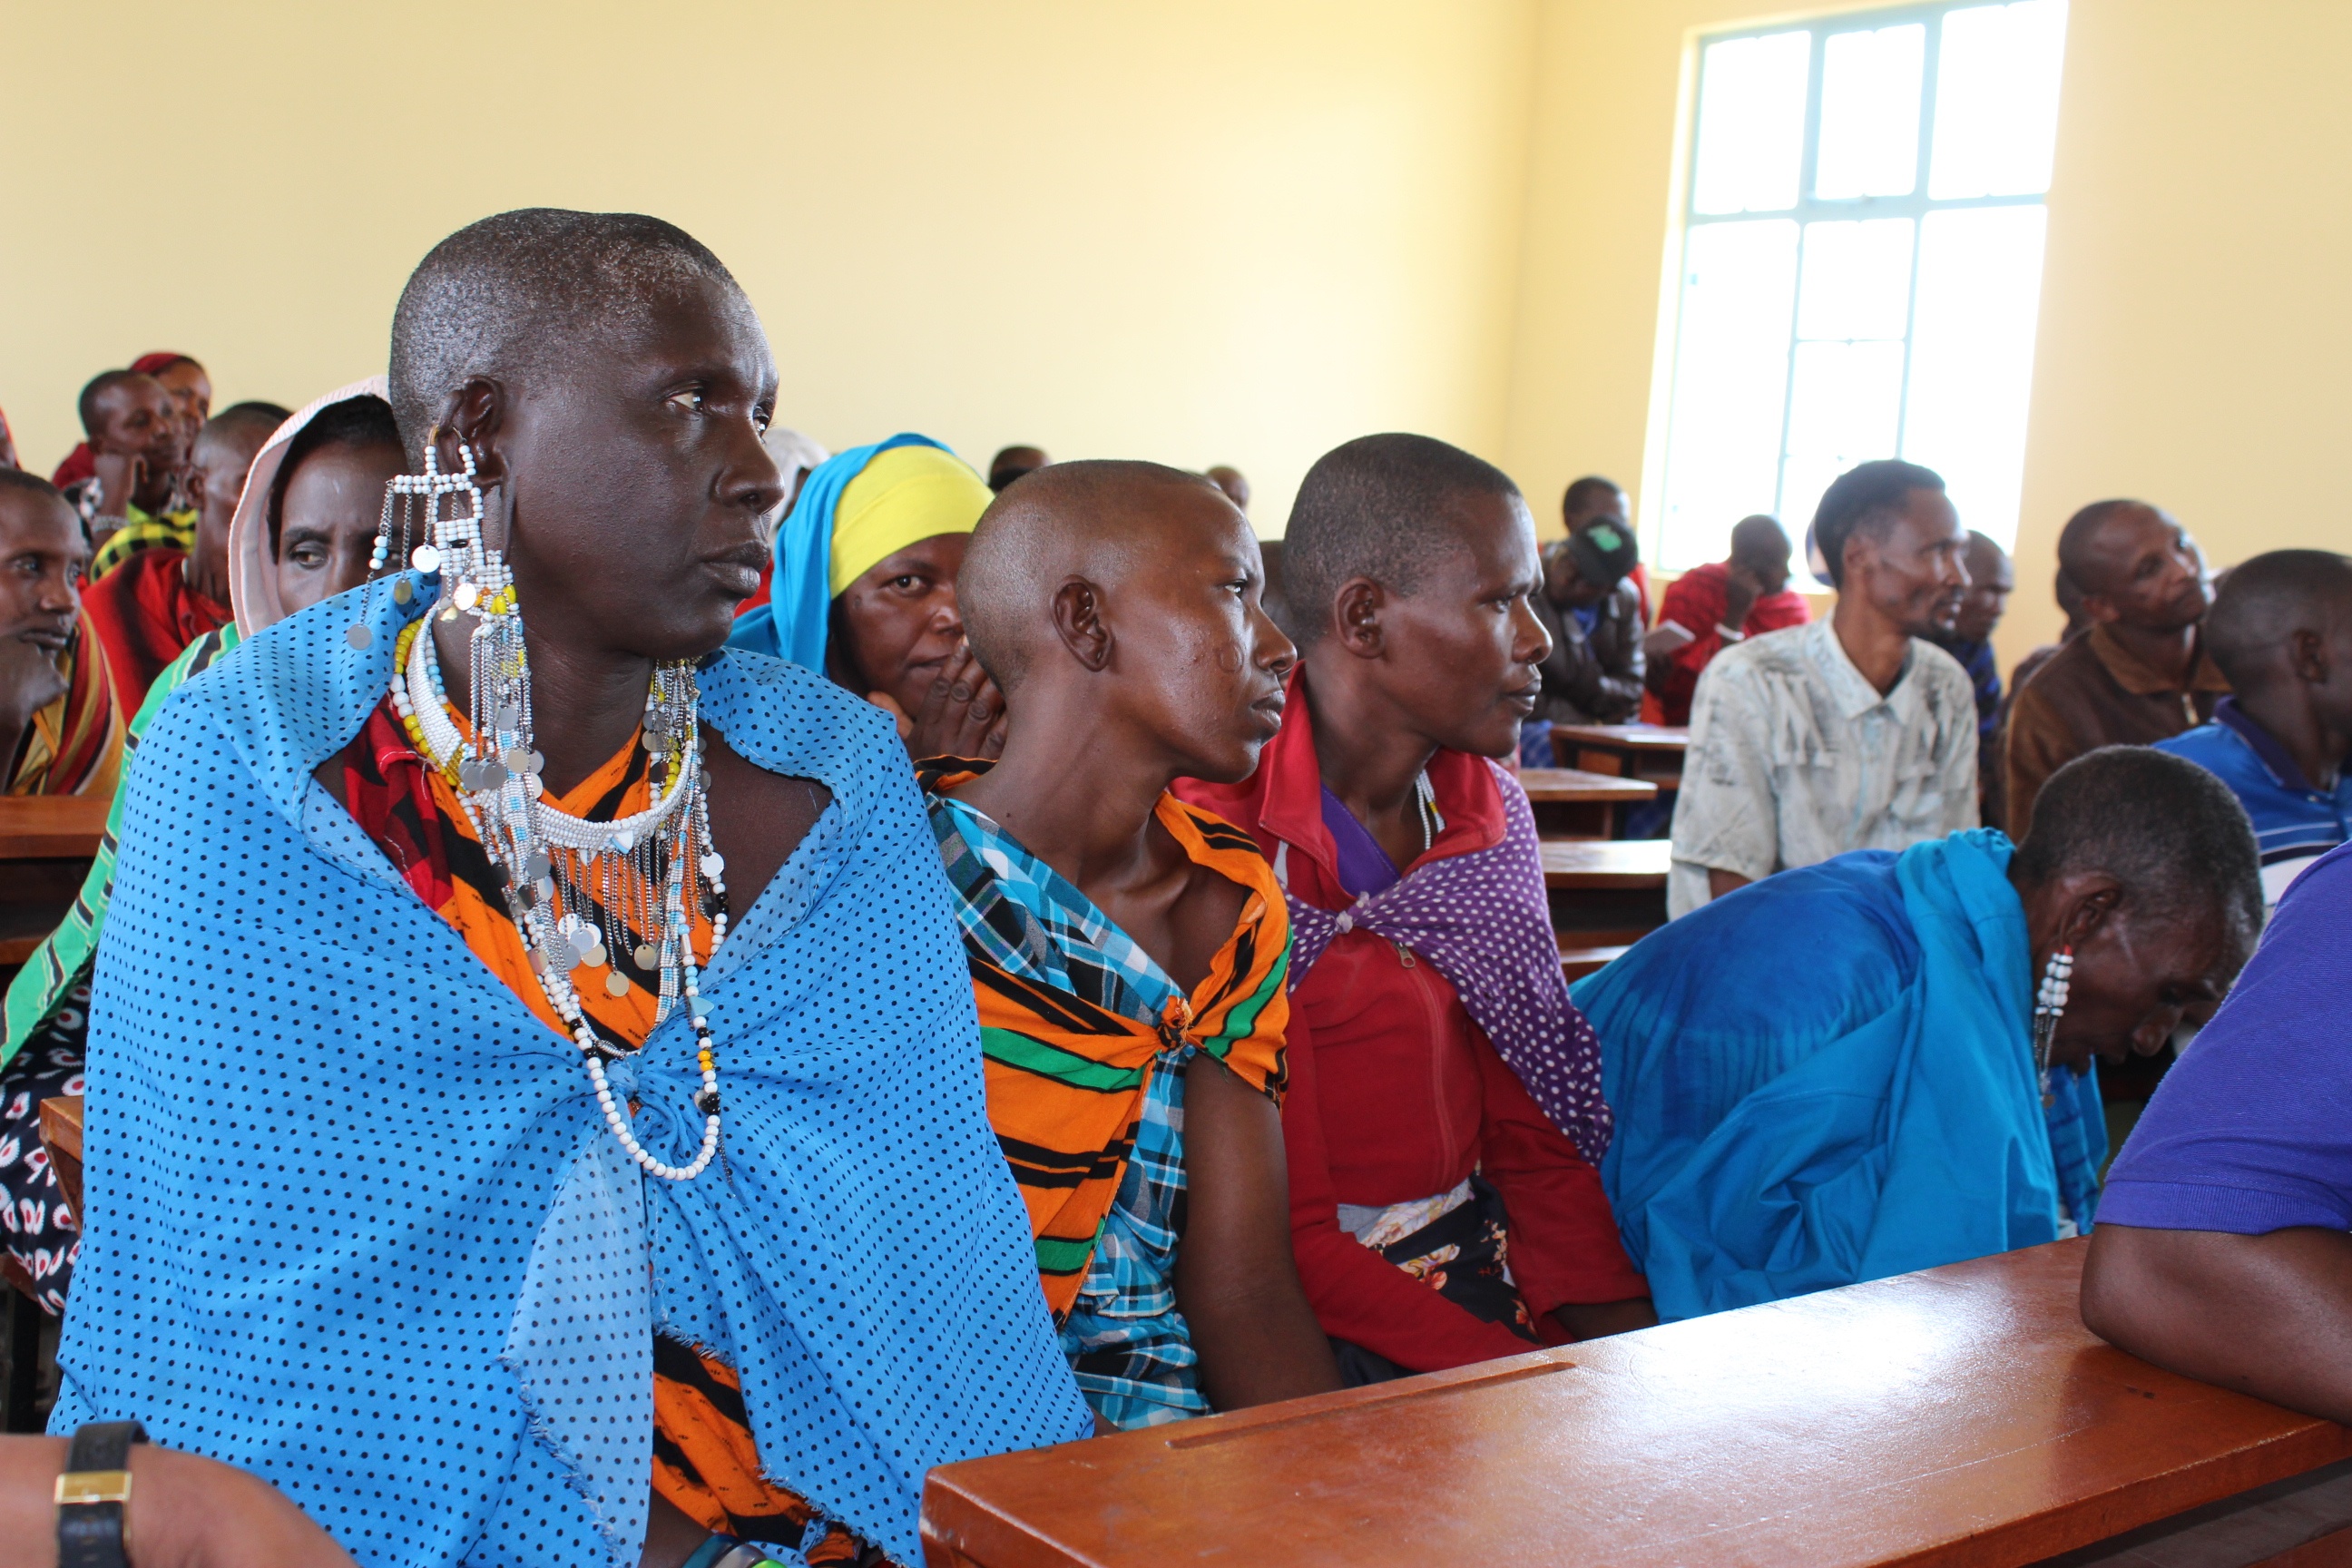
50 577 1090 1566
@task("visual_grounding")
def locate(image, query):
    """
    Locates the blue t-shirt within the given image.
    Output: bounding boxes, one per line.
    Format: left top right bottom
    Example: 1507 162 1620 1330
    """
2154 698 2352 910
2101 841 2352 1234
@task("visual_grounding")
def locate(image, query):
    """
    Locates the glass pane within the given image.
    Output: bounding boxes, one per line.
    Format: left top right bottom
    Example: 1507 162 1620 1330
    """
1902 205 2048 548
1780 340 1906 542
1659 220 1799 569
1929 0 2069 200
1796 219 1916 342
1691 31 1811 215
1815 24 1925 200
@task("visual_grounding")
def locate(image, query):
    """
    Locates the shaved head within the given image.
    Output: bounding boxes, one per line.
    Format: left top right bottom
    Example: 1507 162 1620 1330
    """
961 459 1235 693
192 401 289 466
388 208 744 461
1729 514 1789 566
2204 549 2352 692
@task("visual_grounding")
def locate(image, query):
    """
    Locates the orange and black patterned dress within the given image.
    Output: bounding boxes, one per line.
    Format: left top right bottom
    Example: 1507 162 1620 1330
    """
336 665 894 1566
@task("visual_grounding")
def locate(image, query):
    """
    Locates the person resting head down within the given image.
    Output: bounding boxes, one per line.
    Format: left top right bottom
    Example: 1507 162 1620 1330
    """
0 386 401 1316
926 459 1342 1429
729 435 1006 760
1579 745 2260 1321
53 209 1086 1568
1178 433 1654 1386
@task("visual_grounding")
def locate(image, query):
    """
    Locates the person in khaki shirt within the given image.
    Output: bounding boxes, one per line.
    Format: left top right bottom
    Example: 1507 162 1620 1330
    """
2005 500 2228 835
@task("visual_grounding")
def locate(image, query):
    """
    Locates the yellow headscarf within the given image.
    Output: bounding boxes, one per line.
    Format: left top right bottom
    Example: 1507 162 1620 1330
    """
827 445 994 596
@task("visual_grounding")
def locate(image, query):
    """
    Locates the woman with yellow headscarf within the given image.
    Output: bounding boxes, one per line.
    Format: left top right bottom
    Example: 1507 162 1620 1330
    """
729 432 1006 759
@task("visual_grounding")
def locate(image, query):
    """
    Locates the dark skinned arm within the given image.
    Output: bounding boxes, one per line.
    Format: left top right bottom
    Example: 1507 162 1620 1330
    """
1176 1056 1345 1412
2082 1222 2352 1423
0 1436 358 1568
1707 868 1754 900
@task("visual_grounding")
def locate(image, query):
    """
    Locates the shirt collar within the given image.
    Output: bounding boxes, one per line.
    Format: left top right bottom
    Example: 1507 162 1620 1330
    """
2087 622 2231 697
1813 617 1920 722
2212 695 2323 795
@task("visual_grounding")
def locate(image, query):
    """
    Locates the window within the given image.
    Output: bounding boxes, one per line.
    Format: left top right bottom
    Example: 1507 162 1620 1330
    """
1651 0 2068 570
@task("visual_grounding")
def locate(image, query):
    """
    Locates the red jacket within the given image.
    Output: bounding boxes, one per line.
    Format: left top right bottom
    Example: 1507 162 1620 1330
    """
1176 683 1644 1374
1649 560 1811 726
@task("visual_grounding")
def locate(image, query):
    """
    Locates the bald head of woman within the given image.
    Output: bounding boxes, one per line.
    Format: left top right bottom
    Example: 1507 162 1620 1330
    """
959 459 1296 780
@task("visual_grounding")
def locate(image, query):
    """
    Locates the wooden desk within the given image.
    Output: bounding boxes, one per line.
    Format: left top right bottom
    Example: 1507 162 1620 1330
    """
0 796 108 858
922 1240 2352 1568
0 796 105 968
1543 838 1671 952
1552 722 1688 797
40 1096 83 1218
1514 767 1655 840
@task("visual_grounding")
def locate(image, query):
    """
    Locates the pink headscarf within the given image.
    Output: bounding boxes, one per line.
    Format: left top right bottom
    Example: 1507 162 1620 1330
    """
225 376 389 637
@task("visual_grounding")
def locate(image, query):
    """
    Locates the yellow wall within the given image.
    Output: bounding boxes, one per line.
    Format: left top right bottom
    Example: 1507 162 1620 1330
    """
1505 0 2352 673
0 0 1538 533
11 0 2346 668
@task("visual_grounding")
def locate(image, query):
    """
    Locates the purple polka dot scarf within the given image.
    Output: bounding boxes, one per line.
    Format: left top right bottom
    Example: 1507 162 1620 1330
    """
1278 760 1615 1164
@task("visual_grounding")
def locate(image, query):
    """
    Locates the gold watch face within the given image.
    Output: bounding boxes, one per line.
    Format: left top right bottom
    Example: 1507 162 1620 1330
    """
54 1469 133 1506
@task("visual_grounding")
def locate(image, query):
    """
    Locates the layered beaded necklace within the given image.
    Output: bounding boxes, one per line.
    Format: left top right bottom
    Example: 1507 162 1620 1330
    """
374 437 728 1182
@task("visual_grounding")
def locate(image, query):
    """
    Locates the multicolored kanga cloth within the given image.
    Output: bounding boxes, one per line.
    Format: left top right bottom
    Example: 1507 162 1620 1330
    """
339 625 894 1563
5 606 122 799
1278 755 1615 1166
920 759 1289 1428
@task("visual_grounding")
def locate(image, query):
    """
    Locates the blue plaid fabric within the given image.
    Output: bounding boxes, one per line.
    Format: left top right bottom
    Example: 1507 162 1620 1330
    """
933 798 1208 1428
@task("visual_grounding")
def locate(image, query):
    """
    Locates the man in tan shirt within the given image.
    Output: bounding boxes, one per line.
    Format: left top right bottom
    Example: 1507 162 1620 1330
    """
2005 499 2228 834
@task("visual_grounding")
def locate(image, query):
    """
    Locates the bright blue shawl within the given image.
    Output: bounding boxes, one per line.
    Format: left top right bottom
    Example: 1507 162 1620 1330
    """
729 432 946 673
53 575 1090 1566
1574 829 2105 1321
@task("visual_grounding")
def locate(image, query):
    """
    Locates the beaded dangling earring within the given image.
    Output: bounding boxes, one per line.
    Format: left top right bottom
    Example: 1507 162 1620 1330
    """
2032 945 2074 1106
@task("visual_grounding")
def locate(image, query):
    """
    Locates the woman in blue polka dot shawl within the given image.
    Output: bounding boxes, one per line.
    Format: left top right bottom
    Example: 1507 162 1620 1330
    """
48 210 1091 1568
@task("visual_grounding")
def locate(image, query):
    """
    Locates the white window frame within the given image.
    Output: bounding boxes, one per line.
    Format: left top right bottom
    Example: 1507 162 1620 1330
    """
1643 0 2064 571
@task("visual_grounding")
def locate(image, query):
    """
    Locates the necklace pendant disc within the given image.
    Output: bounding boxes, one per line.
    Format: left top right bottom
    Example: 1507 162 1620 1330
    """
633 943 659 969
392 577 415 605
346 624 373 650
604 972 632 998
581 941 610 969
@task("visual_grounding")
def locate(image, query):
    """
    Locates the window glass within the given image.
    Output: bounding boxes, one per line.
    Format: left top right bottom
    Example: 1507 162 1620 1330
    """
1816 24 1925 200
1691 32 1811 215
1659 220 1800 569
1654 0 2068 568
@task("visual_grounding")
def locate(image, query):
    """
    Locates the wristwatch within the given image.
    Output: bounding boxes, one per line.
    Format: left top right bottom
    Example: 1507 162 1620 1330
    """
56 1420 147 1568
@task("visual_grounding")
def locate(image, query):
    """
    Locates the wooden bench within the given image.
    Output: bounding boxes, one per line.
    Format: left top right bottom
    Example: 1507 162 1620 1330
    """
0 795 104 968
1543 837 1670 952
1550 723 1688 831
1514 767 1655 840
921 1239 2352 1567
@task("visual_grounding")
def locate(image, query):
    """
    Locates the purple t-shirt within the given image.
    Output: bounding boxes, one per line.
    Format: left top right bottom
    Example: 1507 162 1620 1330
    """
2100 841 2352 1233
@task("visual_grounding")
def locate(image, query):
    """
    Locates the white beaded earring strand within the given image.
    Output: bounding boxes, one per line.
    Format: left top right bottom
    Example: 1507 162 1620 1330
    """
388 434 728 1182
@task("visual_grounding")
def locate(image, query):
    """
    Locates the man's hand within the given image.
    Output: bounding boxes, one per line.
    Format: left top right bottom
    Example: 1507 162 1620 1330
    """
88 449 145 524
1722 563 1765 632
898 644 1008 761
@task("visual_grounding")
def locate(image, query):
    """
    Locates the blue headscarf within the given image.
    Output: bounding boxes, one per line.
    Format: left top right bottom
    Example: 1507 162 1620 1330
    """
54 577 1091 1564
730 432 948 672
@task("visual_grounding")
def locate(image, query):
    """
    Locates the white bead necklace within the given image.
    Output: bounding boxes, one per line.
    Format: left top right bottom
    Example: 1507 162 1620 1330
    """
374 433 728 1183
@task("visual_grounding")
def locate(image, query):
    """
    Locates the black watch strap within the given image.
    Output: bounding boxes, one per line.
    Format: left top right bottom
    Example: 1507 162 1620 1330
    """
57 1419 147 1568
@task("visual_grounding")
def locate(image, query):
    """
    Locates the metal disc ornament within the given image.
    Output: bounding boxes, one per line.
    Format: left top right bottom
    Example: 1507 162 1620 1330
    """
346 624 373 649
